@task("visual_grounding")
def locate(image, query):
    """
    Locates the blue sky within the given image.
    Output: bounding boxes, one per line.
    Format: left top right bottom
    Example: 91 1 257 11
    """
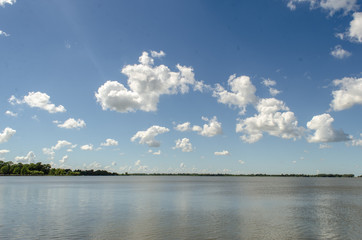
1 0 362 174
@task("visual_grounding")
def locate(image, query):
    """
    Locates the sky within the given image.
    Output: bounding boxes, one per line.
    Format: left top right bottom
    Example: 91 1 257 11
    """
1 0 362 175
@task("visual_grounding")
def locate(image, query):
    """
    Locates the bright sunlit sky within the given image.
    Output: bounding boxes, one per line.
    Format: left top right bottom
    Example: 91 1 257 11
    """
1 0 362 174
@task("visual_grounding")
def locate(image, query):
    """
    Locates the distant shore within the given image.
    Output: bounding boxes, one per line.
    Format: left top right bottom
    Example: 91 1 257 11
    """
1 161 360 177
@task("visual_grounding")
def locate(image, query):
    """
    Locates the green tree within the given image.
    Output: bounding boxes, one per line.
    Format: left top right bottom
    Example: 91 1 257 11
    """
0 165 10 174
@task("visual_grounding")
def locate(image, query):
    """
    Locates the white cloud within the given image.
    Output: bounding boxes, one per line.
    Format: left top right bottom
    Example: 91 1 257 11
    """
193 116 223 137
262 78 281 96
131 125 169 147
330 77 362 111
152 150 161 155
306 113 351 142
0 30 10 37
134 160 147 171
83 161 102 170
348 12 362 42
9 92 66 113
214 150 230 156
0 0 15 7
287 0 358 15
330 45 352 59
15 151 36 164
262 78 276 87
150 50 166 58
80 144 93 151
320 0 358 16
174 122 191 132
5 110 17 117
111 161 117 166
180 162 185 168
42 140 72 159
236 98 304 143
269 88 281 96
238 160 245 164
213 74 257 114
351 138 362 146
173 138 193 152
56 118 86 129
100 138 118 146
319 143 332 149
0 127 16 143
59 155 69 164
0 149 10 154
95 51 205 113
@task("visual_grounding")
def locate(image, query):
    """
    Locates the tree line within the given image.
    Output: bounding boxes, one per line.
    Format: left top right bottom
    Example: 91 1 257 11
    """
0 161 118 176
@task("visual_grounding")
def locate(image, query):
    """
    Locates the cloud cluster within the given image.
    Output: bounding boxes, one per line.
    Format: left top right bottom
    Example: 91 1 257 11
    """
173 138 193 152
131 125 169 147
174 116 223 137
43 140 72 159
213 74 257 114
100 138 118 146
9 92 66 113
0 127 16 144
55 118 86 129
330 45 351 59
236 98 304 143
262 78 281 96
5 110 17 117
95 51 205 113
306 113 351 142
330 77 362 111
15 151 36 164
287 0 358 16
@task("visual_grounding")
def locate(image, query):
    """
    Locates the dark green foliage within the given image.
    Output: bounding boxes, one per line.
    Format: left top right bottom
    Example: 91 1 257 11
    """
0 161 118 176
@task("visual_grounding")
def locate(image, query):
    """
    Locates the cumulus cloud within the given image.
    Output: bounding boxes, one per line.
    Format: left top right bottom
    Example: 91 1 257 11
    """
9 92 66 113
193 116 223 137
131 125 169 147
42 140 72 159
100 138 118 146
0 0 15 7
134 160 147 171
330 77 362 111
80 144 93 151
150 50 166 58
236 98 304 143
95 51 205 113
213 74 257 114
0 149 10 154
0 127 16 144
351 138 362 146
0 30 10 37
238 160 245 164
214 150 230 156
330 45 352 59
15 151 36 164
287 0 358 15
173 138 193 152
59 155 69 164
348 12 362 42
262 78 281 96
174 122 191 132
56 118 86 129
306 113 351 142
5 110 17 117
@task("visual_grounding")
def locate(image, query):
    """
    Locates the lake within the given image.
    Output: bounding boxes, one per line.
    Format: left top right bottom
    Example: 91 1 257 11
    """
0 176 361 239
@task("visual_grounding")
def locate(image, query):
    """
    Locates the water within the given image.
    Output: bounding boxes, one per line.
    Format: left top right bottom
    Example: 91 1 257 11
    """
0 176 361 240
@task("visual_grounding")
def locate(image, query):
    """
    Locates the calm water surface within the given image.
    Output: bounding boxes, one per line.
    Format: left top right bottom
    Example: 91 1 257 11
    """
0 176 361 239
